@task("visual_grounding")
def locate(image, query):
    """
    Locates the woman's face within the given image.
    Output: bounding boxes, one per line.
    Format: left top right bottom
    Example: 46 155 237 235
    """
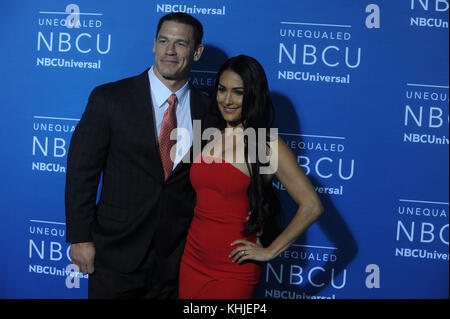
216 70 244 128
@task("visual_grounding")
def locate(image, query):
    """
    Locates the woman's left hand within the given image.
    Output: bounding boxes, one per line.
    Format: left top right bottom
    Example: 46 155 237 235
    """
229 239 275 264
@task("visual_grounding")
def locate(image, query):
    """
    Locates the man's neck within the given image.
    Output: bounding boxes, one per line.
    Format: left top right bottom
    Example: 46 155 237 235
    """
152 68 189 93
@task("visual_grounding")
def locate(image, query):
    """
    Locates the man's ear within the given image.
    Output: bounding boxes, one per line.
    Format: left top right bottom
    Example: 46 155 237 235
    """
152 38 156 53
193 44 204 62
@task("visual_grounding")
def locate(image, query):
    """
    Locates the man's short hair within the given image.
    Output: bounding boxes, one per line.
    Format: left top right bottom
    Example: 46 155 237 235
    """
156 12 204 48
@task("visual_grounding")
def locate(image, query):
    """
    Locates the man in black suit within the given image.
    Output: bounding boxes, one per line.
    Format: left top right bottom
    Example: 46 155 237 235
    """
65 13 212 298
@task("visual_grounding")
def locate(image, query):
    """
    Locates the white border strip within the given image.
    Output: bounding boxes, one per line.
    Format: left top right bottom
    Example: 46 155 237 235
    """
39 11 103 16
292 244 338 250
281 21 352 28
30 219 66 225
34 116 80 121
279 132 346 140
406 83 449 89
399 199 449 205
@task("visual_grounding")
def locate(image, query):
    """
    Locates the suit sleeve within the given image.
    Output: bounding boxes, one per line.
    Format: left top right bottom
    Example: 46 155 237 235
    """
65 86 110 243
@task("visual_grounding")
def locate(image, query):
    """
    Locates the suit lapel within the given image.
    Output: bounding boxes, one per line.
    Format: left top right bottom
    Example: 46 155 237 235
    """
170 83 206 178
189 82 205 123
133 73 207 182
132 69 165 181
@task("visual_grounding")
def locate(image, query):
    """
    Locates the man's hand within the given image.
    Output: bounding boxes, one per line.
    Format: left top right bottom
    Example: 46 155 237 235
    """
70 242 95 274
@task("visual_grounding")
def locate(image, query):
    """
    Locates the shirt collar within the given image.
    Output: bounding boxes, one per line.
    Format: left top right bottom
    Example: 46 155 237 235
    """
148 66 189 109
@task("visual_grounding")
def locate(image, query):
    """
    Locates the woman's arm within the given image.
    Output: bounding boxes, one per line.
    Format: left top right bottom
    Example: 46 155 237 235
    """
230 136 323 263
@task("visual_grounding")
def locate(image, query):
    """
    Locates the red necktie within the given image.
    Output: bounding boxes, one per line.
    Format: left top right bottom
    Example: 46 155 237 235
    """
159 93 178 180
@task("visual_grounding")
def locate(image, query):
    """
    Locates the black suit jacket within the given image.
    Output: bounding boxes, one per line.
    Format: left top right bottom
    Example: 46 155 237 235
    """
65 69 214 282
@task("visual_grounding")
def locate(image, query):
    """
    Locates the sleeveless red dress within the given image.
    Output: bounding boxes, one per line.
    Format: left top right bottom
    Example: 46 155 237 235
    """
179 156 263 299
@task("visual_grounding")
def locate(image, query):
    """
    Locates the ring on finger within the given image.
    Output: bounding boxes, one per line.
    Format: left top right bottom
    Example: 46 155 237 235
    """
241 250 246 256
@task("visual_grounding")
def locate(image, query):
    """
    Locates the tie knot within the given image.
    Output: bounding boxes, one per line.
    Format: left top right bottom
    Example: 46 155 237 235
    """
167 93 178 107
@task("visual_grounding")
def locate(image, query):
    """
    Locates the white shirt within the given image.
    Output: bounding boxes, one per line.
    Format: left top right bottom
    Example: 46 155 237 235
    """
148 66 193 170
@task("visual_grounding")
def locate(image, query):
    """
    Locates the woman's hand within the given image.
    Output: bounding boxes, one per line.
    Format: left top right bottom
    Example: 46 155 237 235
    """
229 239 276 264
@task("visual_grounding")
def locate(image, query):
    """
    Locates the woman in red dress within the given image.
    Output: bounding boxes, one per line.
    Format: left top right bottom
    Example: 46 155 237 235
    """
179 55 323 299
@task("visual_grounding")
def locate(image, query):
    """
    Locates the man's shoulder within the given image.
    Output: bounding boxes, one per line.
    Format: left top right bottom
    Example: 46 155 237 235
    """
189 83 211 105
93 69 149 94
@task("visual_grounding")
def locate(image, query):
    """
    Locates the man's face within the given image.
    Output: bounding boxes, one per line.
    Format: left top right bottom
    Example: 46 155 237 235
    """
153 21 203 83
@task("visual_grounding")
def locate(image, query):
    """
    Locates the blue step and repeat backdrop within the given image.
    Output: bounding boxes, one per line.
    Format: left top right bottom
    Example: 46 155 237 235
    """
0 0 448 299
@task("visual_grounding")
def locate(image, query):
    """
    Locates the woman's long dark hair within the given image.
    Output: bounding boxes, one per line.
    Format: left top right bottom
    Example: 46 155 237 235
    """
209 55 281 243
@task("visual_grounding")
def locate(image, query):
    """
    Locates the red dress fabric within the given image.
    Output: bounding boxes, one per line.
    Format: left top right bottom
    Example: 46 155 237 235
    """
179 156 263 299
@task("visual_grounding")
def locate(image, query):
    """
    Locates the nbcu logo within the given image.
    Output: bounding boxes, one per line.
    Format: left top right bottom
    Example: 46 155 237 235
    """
37 4 111 55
